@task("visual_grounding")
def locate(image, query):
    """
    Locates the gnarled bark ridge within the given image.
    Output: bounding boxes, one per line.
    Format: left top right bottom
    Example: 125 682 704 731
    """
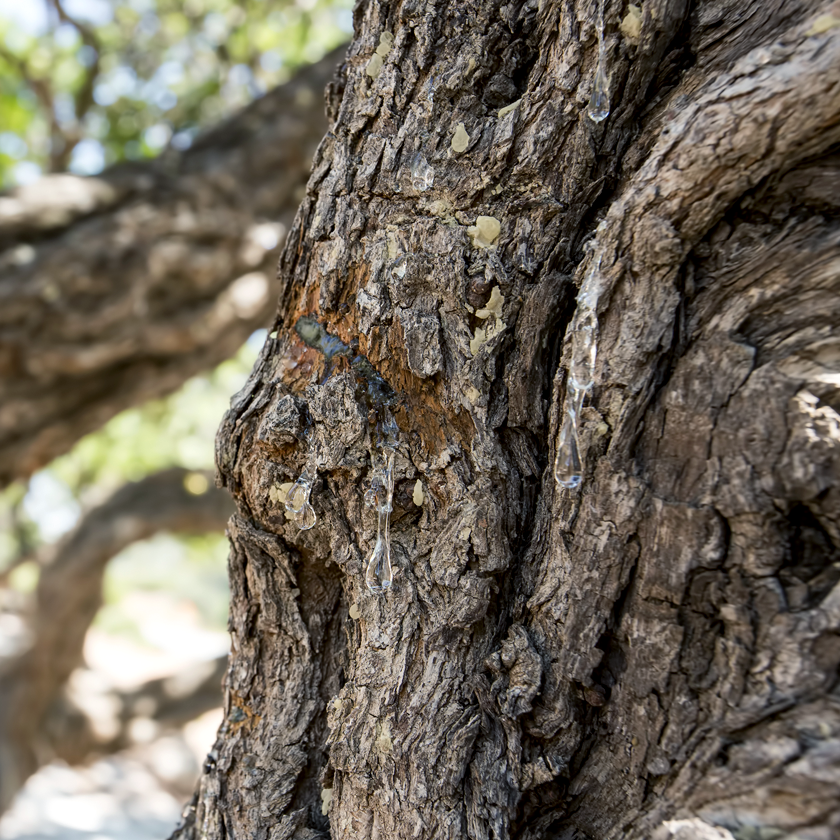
192 1 840 838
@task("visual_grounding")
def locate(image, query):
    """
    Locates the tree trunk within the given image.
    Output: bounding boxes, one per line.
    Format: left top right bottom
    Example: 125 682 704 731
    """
191 1 840 838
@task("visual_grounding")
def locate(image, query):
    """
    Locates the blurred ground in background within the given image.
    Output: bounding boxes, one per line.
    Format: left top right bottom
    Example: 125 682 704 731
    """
1 717 222 840
2 758 187 840
0 0 351 830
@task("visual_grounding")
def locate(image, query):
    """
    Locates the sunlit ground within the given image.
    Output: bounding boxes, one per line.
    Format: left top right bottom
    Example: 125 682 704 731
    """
2 759 186 840
1 597 227 839
1 715 224 840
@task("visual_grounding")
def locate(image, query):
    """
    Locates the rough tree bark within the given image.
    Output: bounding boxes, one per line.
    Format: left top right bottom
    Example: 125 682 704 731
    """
0 49 343 488
0 468 233 811
184 1 839 838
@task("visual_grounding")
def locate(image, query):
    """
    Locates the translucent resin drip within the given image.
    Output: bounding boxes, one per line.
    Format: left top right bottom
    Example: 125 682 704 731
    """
587 0 610 123
365 446 395 593
555 259 601 491
410 153 435 191
390 254 408 280
285 461 317 530
555 385 585 489
587 61 610 123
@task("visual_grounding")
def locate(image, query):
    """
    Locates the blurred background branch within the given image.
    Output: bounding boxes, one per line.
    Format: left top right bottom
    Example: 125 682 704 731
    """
0 468 234 810
0 46 340 487
0 0 350 833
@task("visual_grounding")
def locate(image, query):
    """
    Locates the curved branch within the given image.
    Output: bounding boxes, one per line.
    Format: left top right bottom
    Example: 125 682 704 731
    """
0 467 235 812
575 19 840 415
47 0 102 132
0 46 346 488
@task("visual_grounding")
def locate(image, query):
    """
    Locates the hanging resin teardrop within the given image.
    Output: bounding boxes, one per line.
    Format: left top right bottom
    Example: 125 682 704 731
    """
365 513 393 594
365 446 395 594
285 466 317 530
295 501 317 531
555 386 585 490
587 61 610 123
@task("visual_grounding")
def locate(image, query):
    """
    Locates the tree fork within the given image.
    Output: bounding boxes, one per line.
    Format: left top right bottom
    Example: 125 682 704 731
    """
199 1 840 838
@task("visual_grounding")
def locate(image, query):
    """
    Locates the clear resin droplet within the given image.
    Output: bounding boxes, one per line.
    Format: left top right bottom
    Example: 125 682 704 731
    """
410 153 435 191
365 447 395 593
390 254 408 280
587 61 610 123
569 309 598 392
365 509 393 594
555 386 585 490
285 481 308 513
285 467 316 529
577 255 603 309
295 501 317 531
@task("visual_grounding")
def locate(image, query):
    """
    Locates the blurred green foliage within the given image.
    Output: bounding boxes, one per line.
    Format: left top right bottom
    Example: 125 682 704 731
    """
0 0 352 185
98 533 231 640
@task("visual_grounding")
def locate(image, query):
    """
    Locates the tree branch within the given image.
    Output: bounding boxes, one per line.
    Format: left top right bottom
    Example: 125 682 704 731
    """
0 43 68 173
47 0 102 131
0 45 345 488
0 467 235 811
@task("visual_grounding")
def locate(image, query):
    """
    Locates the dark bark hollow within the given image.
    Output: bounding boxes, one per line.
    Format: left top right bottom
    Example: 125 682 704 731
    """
202 1 840 838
